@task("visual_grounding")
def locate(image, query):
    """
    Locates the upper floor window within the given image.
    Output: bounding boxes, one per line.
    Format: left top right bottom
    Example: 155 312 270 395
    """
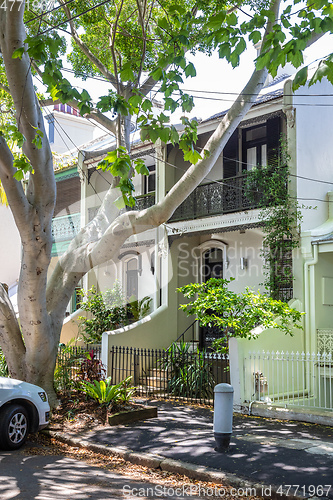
242 116 281 172
243 124 267 170
143 165 156 194
222 116 281 179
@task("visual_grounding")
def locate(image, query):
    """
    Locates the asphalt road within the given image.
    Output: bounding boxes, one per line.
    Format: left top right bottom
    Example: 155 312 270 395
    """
0 438 227 500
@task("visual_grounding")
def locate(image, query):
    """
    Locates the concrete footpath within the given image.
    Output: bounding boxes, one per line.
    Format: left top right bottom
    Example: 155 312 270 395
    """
46 401 333 499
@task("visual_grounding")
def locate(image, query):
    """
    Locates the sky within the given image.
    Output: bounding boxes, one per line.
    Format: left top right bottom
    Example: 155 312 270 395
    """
54 31 333 125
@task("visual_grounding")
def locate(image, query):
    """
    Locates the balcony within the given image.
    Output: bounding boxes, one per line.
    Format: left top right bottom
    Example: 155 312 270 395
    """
52 213 81 242
87 170 278 228
125 173 268 222
169 173 261 222
132 192 155 211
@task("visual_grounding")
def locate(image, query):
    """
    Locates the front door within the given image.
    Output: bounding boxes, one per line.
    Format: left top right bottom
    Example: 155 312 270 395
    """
200 248 224 350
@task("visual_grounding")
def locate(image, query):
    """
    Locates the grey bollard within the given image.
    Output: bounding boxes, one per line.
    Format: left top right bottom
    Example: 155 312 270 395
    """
213 383 234 452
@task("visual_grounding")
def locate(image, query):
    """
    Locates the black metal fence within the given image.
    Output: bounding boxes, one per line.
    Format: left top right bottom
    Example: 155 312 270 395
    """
55 344 102 392
109 345 230 405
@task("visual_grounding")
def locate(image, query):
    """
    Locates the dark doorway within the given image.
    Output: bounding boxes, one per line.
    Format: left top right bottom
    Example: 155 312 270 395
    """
200 248 225 350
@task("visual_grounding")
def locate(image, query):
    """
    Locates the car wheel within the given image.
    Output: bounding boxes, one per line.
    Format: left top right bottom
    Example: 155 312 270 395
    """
0 405 29 450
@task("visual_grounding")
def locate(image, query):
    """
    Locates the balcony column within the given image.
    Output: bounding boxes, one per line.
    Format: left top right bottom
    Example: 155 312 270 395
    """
78 151 89 292
155 140 168 308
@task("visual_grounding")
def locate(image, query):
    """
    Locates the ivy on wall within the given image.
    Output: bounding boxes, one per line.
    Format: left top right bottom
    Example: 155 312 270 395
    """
245 142 302 301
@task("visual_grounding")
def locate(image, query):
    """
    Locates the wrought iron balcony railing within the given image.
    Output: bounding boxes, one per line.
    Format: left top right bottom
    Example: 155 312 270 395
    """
52 213 81 242
132 192 155 211
122 173 267 221
169 173 261 222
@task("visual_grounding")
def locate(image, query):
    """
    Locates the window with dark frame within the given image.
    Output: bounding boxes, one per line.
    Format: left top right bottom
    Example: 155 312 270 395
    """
143 165 156 194
242 116 281 172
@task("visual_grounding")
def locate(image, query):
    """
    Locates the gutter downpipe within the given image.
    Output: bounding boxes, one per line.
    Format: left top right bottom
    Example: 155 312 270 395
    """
304 242 319 354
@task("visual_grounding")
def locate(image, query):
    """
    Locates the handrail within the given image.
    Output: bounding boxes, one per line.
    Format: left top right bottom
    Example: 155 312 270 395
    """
174 320 197 344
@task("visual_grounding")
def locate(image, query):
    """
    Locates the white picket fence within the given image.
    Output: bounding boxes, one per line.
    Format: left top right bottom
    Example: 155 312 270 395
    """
244 351 333 410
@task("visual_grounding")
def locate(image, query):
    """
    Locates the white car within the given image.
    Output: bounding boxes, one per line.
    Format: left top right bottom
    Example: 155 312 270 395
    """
0 377 50 450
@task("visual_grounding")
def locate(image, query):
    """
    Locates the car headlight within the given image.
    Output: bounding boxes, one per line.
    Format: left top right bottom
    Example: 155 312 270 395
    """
38 392 48 402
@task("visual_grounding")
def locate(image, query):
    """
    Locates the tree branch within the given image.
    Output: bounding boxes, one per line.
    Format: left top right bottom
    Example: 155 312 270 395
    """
0 8 56 217
305 30 325 49
0 284 26 379
59 0 122 91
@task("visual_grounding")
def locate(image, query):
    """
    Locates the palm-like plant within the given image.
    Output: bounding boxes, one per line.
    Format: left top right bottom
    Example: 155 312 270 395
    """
80 376 135 404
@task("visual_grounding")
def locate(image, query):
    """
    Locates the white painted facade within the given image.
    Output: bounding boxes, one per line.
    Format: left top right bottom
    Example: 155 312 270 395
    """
90 75 333 414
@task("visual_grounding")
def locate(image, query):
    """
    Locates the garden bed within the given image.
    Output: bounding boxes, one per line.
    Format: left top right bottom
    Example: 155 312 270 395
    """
51 391 155 432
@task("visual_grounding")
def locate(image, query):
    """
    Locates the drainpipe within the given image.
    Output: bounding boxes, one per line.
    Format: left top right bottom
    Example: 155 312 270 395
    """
304 243 318 354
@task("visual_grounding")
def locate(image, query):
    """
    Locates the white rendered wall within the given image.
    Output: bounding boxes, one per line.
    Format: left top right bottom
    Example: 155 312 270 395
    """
295 78 333 231
0 205 21 287
46 111 104 154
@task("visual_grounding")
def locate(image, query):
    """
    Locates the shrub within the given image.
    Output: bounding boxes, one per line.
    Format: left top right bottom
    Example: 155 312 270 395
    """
178 277 303 353
79 376 135 405
54 342 84 392
0 347 8 377
161 342 215 399
78 284 152 344
78 349 105 382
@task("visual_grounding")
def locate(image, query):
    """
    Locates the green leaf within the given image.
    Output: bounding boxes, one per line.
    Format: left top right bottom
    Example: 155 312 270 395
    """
148 127 159 143
142 99 153 112
206 11 226 29
79 104 91 116
173 56 186 69
226 12 237 26
32 128 44 149
292 66 308 90
249 31 261 44
140 127 150 142
12 47 25 60
120 65 135 82
49 85 60 101
218 42 231 59
134 159 149 176
183 148 201 164
159 127 170 144
151 67 163 81
170 126 179 144
185 62 196 78
234 38 246 56
164 97 179 112
309 61 330 86
128 94 142 108
97 95 113 112
13 170 24 181
114 196 126 210
81 89 91 102
157 17 170 31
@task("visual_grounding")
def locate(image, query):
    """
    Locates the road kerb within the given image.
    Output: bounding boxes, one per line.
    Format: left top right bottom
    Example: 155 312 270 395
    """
43 429 307 500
